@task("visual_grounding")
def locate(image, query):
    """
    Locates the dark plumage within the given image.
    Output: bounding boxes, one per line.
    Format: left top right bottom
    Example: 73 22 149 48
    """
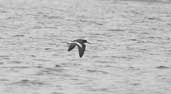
67 39 90 58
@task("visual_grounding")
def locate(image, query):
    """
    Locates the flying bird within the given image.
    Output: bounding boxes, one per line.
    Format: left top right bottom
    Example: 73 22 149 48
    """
67 39 90 58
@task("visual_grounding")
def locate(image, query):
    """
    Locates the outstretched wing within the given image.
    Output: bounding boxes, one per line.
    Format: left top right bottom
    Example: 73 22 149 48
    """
68 43 76 51
78 44 86 58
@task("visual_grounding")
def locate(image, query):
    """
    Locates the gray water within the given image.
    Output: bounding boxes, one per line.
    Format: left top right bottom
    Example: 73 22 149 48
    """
0 0 171 94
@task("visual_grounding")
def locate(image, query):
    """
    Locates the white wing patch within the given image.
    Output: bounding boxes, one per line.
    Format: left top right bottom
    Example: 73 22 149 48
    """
72 41 82 48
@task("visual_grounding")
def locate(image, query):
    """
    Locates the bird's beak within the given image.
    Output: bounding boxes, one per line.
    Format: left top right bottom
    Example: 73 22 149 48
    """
87 41 91 44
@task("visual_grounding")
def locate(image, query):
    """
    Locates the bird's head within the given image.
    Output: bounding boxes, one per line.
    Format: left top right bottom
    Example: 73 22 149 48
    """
81 39 91 44
73 39 91 44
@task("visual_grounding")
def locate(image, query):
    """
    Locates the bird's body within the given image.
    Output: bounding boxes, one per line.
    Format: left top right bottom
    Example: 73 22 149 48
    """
67 39 90 58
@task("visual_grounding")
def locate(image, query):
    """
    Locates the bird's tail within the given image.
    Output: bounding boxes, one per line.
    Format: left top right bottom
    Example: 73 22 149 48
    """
62 41 72 47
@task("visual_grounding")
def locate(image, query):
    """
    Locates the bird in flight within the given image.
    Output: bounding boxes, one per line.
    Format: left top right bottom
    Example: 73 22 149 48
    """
67 39 90 58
